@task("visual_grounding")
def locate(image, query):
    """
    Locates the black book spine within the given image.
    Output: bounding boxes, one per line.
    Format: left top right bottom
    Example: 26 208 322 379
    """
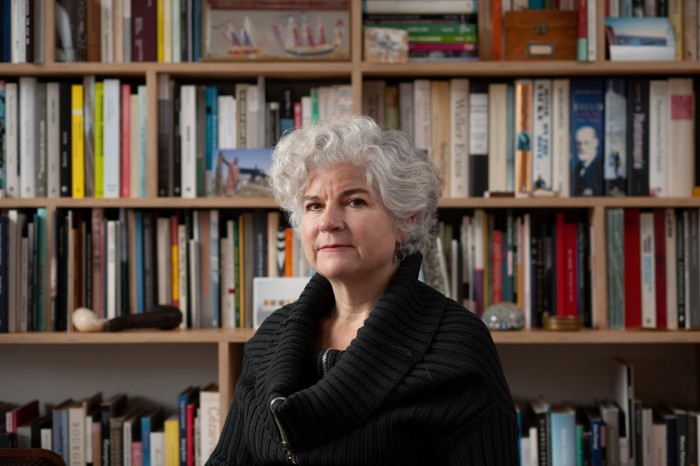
59 82 73 197
173 84 182 197
626 78 649 196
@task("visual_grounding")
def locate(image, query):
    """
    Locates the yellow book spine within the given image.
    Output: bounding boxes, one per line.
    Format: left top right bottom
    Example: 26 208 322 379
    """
171 217 179 306
669 0 684 60
157 0 165 63
94 82 104 198
164 416 179 466
71 84 85 198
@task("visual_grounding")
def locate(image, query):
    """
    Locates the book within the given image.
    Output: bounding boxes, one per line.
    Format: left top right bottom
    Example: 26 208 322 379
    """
514 79 533 195
449 78 469 198
603 78 627 196
468 81 488 197
666 78 695 198
198 383 220 465
177 386 199 466
570 79 604 197
626 78 650 196
532 79 552 192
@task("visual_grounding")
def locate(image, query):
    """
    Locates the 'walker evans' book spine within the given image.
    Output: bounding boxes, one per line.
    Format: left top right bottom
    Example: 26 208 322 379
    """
603 78 627 196
532 79 552 192
626 78 649 196
468 81 488 197
570 78 604 197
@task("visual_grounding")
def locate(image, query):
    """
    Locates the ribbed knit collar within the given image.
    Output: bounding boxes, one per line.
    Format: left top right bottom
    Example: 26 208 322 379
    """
257 252 446 452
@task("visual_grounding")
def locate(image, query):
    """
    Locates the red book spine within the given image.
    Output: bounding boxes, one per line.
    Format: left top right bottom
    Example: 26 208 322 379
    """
491 0 502 61
624 209 642 328
555 213 566 316
131 0 158 62
654 209 668 328
492 230 503 303
564 222 579 317
293 101 302 129
186 403 197 466
120 84 131 198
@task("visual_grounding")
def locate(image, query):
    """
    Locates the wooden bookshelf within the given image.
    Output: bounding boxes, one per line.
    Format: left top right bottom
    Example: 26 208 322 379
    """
1 0 700 451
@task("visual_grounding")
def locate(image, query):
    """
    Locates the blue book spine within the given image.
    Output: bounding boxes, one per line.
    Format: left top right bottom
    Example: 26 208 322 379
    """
178 389 193 466
192 0 202 61
1 0 10 62
141 415 151 466
590 417 603 466
570 79 605 197
135 210 144 313
36 208 47 331
551 409 576 466
205 86 218 197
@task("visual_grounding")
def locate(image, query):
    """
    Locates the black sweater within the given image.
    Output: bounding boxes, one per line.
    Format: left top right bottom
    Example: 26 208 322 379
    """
207 253 519 465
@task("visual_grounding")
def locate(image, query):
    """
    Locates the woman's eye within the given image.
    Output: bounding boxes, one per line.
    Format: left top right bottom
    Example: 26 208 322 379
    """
305 203 321 211
349 198 365 207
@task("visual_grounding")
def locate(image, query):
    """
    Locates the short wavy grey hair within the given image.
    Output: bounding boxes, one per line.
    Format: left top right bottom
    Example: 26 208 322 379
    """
269 115 443 258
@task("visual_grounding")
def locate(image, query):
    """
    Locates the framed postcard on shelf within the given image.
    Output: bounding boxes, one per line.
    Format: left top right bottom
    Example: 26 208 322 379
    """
203 1 351 61
214 148 274 197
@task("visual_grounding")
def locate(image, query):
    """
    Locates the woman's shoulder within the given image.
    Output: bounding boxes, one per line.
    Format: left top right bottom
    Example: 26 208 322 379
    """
246 303 294 349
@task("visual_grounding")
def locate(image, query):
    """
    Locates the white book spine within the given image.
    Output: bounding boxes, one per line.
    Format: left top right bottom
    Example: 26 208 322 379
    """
19 76 37 198
47 82 61 198
666 78 695 197
84 415 92 465
163 0 171 62
103 79 121 198
488 83 508 193
150 431 165 466
138 85 148 197
101 0 113 63
551 79 570 197
587 0 596 61
130 93 139 198
199 389 221 464
648 80 668 197
180 85 197 198
5 82 19 198
665 208 678 330
640 212 656 328
123 420 132 466
67 406 85 466
172 0 181 63
40 428 52 450
449 79 469 198
413 79 432 155
532 79 552 191
246 84 260 148
122 0 131 62
301 95 312 129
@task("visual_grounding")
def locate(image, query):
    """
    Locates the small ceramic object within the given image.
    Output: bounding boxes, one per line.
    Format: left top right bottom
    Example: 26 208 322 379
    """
481 302 525 331
72 307 107 332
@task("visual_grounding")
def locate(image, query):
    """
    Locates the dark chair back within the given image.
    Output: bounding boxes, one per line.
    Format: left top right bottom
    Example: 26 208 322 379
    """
0 448 66 466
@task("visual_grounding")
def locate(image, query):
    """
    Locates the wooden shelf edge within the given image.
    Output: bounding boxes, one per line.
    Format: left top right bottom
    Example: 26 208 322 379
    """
492 329 700 344
1 328 699 345
0 328 256 344
2 196 700 210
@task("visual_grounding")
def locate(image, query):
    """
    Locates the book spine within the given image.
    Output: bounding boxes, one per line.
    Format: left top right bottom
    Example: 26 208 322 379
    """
449 78 469 198
120 83 131 198
19 76 36 198
648 80 668 197
570 79 604 197
603 78 627 196
468 81 488 197
47 82 61 198
640 211 657 328
180 85 197 198
532 79 552 192
514 79 533 194
102 78 121 198
94 81 104 198
551 79 570 198
71 84 85 198
626 79 649 196
5 82 18 198
83 76 95 198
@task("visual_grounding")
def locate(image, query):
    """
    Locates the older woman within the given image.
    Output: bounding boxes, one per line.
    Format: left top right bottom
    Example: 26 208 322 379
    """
207 116 518 465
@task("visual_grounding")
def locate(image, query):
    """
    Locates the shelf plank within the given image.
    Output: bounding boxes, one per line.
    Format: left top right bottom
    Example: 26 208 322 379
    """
361 61 700 77
0 328 255 344
3 196 700 210
1 328 699 345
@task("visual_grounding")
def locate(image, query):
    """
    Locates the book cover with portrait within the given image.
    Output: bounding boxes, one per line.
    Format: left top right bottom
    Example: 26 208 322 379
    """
570 79 605 197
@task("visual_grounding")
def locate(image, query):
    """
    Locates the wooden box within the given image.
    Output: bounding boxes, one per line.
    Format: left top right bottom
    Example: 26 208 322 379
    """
504 10 578 60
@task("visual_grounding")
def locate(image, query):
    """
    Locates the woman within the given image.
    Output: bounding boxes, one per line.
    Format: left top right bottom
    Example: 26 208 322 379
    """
207 116 518 465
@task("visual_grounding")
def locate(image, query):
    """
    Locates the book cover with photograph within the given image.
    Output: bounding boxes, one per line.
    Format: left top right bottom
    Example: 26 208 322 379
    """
214 148 274 197
605 17 675 61
204 7 350 60
570 79 604 197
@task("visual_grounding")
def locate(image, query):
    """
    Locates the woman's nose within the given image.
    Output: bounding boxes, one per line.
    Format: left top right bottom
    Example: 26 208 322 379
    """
319 205 343 231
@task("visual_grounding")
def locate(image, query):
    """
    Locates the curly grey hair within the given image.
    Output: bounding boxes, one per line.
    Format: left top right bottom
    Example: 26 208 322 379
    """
269 115 443 258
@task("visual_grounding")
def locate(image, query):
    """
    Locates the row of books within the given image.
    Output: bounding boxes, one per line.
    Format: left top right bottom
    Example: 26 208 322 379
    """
0 77 148 200
56 0 203 64
606 207 700 330
1 384 220 466
156 77 353 198
517 359 696 466
427 209 593 329
362 77 697 199
362 12 479 62
0 206 314 333
0 0 44 63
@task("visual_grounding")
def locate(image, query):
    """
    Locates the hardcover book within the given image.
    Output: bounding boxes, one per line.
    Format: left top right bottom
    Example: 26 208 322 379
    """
570 79 604 197
214 148 273 197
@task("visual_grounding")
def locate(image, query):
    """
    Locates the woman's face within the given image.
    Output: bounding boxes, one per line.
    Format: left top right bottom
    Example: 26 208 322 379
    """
301 163 402 285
